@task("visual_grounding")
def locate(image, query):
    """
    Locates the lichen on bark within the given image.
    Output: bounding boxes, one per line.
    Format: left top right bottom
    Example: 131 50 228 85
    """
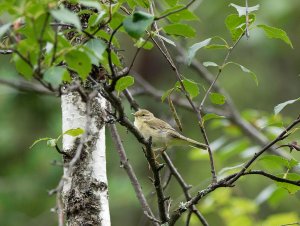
61 91 110 226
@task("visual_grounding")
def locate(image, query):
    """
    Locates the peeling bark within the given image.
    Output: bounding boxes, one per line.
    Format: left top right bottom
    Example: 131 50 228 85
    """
61 91 110 226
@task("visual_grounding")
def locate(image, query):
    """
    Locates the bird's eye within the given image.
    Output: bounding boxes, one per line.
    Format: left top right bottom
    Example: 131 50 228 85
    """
142 114 145 116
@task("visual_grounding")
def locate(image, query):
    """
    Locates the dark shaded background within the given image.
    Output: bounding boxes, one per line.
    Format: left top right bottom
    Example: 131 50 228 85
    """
0 0 299 225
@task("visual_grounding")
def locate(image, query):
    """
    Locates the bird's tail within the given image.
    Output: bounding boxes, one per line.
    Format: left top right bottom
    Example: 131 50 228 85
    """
169 132 208 150
184 136 208 150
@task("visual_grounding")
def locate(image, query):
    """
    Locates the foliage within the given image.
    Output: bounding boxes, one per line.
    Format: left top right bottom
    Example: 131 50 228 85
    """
0 0 300 225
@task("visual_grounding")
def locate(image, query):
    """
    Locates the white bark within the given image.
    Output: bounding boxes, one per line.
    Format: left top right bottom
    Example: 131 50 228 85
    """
61 91 110 226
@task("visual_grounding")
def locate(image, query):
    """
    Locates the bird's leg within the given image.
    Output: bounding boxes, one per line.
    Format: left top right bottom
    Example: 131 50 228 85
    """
157 146 167 155
151 146 167 165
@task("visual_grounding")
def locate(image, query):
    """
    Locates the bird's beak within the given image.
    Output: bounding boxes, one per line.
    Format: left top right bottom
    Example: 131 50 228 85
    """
131 112 136 116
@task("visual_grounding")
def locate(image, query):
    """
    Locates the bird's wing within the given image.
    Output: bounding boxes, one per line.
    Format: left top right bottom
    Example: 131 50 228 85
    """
145 118 177 133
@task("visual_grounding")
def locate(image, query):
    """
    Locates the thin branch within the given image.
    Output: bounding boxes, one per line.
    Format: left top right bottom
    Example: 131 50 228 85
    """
109 123 160 226
143 141 168 223
227 117 300 185
56 192 64 226
154 0 196 21
123 89 140 110
107 23 123 79
162 168 172 190
51 26 59 65
242 170 300 186
150 4 217 183
36 13 50 75
185 210 193 226
100 84 168 222
169 116 300 225
0 77 56 95
162 153 209 226
126 35 151 75
132 72 227 117
175 44 291 159
199 32 244 109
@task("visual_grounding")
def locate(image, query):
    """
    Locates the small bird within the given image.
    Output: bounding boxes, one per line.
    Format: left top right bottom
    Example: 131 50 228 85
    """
133 109 208 150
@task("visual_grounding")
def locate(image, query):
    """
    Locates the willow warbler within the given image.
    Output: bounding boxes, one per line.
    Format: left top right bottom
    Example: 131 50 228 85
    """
133 109 208 150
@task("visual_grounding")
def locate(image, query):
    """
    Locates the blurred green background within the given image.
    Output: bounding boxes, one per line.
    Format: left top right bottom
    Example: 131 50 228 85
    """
0 0 300 225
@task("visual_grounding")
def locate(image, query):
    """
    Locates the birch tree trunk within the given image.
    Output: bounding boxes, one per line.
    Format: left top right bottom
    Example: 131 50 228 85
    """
61 91 110 226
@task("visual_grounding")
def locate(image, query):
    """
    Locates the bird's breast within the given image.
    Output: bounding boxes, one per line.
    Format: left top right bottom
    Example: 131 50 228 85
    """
134 119 169 147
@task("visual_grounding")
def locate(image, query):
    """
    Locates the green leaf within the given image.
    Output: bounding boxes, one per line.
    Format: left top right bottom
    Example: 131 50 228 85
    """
0 23 11 38
135 0 150 8
259 155 298 171
163 0 178 7
123 11 154 38
229 3 260 16
225 14 255 41
161 88 174 102
47 139 57 147
111 50 122 68
275 173 300 194
163 23 196 38
257 24 293 48
13 54 33 79
203 61 219 67
30 137 53 149
64 128 85 137
88 11 106 27
176 79 199 99
109 12 125 30
65 50 92 80
44 66 70 87
50 8 81 30
267 188 288 207
79 0 102 11
274 97 300 115
187 38 211 65
188 148 209 160
262 212 299 226
115 76 135 92
85 39 106 60
160 5 198 23
225 62 258 85
209 92 226 105
134 38 153 50
203 113 225 124
219 139 250 161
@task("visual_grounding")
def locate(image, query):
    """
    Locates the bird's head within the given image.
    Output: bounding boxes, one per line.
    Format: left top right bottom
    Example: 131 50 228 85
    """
132 109 154 121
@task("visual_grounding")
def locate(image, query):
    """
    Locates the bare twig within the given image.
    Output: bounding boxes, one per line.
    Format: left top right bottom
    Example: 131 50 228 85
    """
150 3 217 183
175 44 291 159
107 23 123 79
100 84 168 223
56 192 64 226
36 13 50 75
168 116 300 225
227 117 300 185
163 153 209 226
199 32 244 109
51 26 59 65
185 210 193 226
109 123 160 226
132 72 227 117
0 77 56 95
242 170 300 186
155 0 196 21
